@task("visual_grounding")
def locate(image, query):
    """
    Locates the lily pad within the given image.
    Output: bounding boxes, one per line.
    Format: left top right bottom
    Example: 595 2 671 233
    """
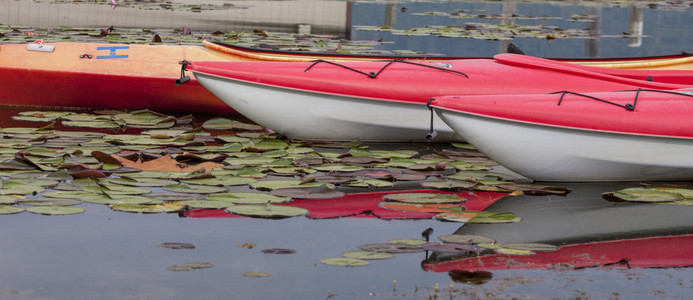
383 193 466 204
26 205 84 215
180 176 256 186
106 177 179 187
0 196 20 204
202 118 262 131
145 192 205 202
603 187 685 203
158 242 196 249
495 247 535 256
346 179 395 188
356 243 423 253
80 194 153 205
438 234 496 245
378 202 464 213
179 199 236 209
319 257 369 267
167 262 214 271
312 164 364 172
249 180 334 191
388 238 427 246
82 184 151 195
109 203 185 213
421 242 487 253
269 185 345 199
0 205 25 214
341 251 394 260
225 204 308 218
242 271 273 277
207 192 290 204
497 184 570 196
0 181 46 195
502 243 558 252
5 177 59 188
17 198 83 206
162 184 228 194
421 180 477 190
436 211 521 223
261 248 296 254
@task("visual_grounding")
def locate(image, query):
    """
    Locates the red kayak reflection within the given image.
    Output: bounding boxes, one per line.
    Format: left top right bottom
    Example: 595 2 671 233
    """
182 189 508 219
424 234 693 273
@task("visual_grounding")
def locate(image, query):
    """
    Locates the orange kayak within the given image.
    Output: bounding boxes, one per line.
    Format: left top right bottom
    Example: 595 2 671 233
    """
2 39 693 115
202 40 693 70
0 41 261 115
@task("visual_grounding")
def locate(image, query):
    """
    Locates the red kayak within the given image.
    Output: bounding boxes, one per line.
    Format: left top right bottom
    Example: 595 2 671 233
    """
184 53 692 142
430 88 693 181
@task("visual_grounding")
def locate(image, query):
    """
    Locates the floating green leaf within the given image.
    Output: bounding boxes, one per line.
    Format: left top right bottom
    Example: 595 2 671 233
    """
436 211 521 223
225 204 308 218
383 193 466 204
387 238 427 246
202 118 262 131
0 205 24 214
356 243 423 253
80 194 153 205
167 262 214 271
249 180 334 191
319 257 369 267
270 185 345 199
107 177 179 187
158 242 196 249
604 187 684 203
26 205 84 215
242 271 273 277
341 251 394 260
17 198 83 206
180 175 256 186
502 243 558 252
438 234 496 245
110 203 185 213
421 180 477 190
179 199 235 209
0 195 19 204
207 192 290 204
162 184 228 194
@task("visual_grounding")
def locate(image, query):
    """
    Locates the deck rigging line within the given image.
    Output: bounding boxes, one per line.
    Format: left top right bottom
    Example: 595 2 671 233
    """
551 88 693 111
304 59 469 79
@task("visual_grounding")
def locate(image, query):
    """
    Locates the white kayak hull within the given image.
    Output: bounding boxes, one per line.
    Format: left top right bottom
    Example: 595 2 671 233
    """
435 109 693 181
193 72 463 142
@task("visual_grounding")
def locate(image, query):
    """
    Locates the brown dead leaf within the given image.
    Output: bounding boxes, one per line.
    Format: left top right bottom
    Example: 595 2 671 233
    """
114 154 222 172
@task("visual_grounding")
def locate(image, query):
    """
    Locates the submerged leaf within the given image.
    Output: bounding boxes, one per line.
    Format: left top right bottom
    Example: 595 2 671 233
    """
167 262 214 271
158 242 196 249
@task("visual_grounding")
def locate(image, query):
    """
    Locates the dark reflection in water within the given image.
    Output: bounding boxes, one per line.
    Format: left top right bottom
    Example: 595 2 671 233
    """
422 183 693 276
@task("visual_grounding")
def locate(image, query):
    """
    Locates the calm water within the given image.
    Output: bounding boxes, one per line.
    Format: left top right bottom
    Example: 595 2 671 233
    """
1 1 693 299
